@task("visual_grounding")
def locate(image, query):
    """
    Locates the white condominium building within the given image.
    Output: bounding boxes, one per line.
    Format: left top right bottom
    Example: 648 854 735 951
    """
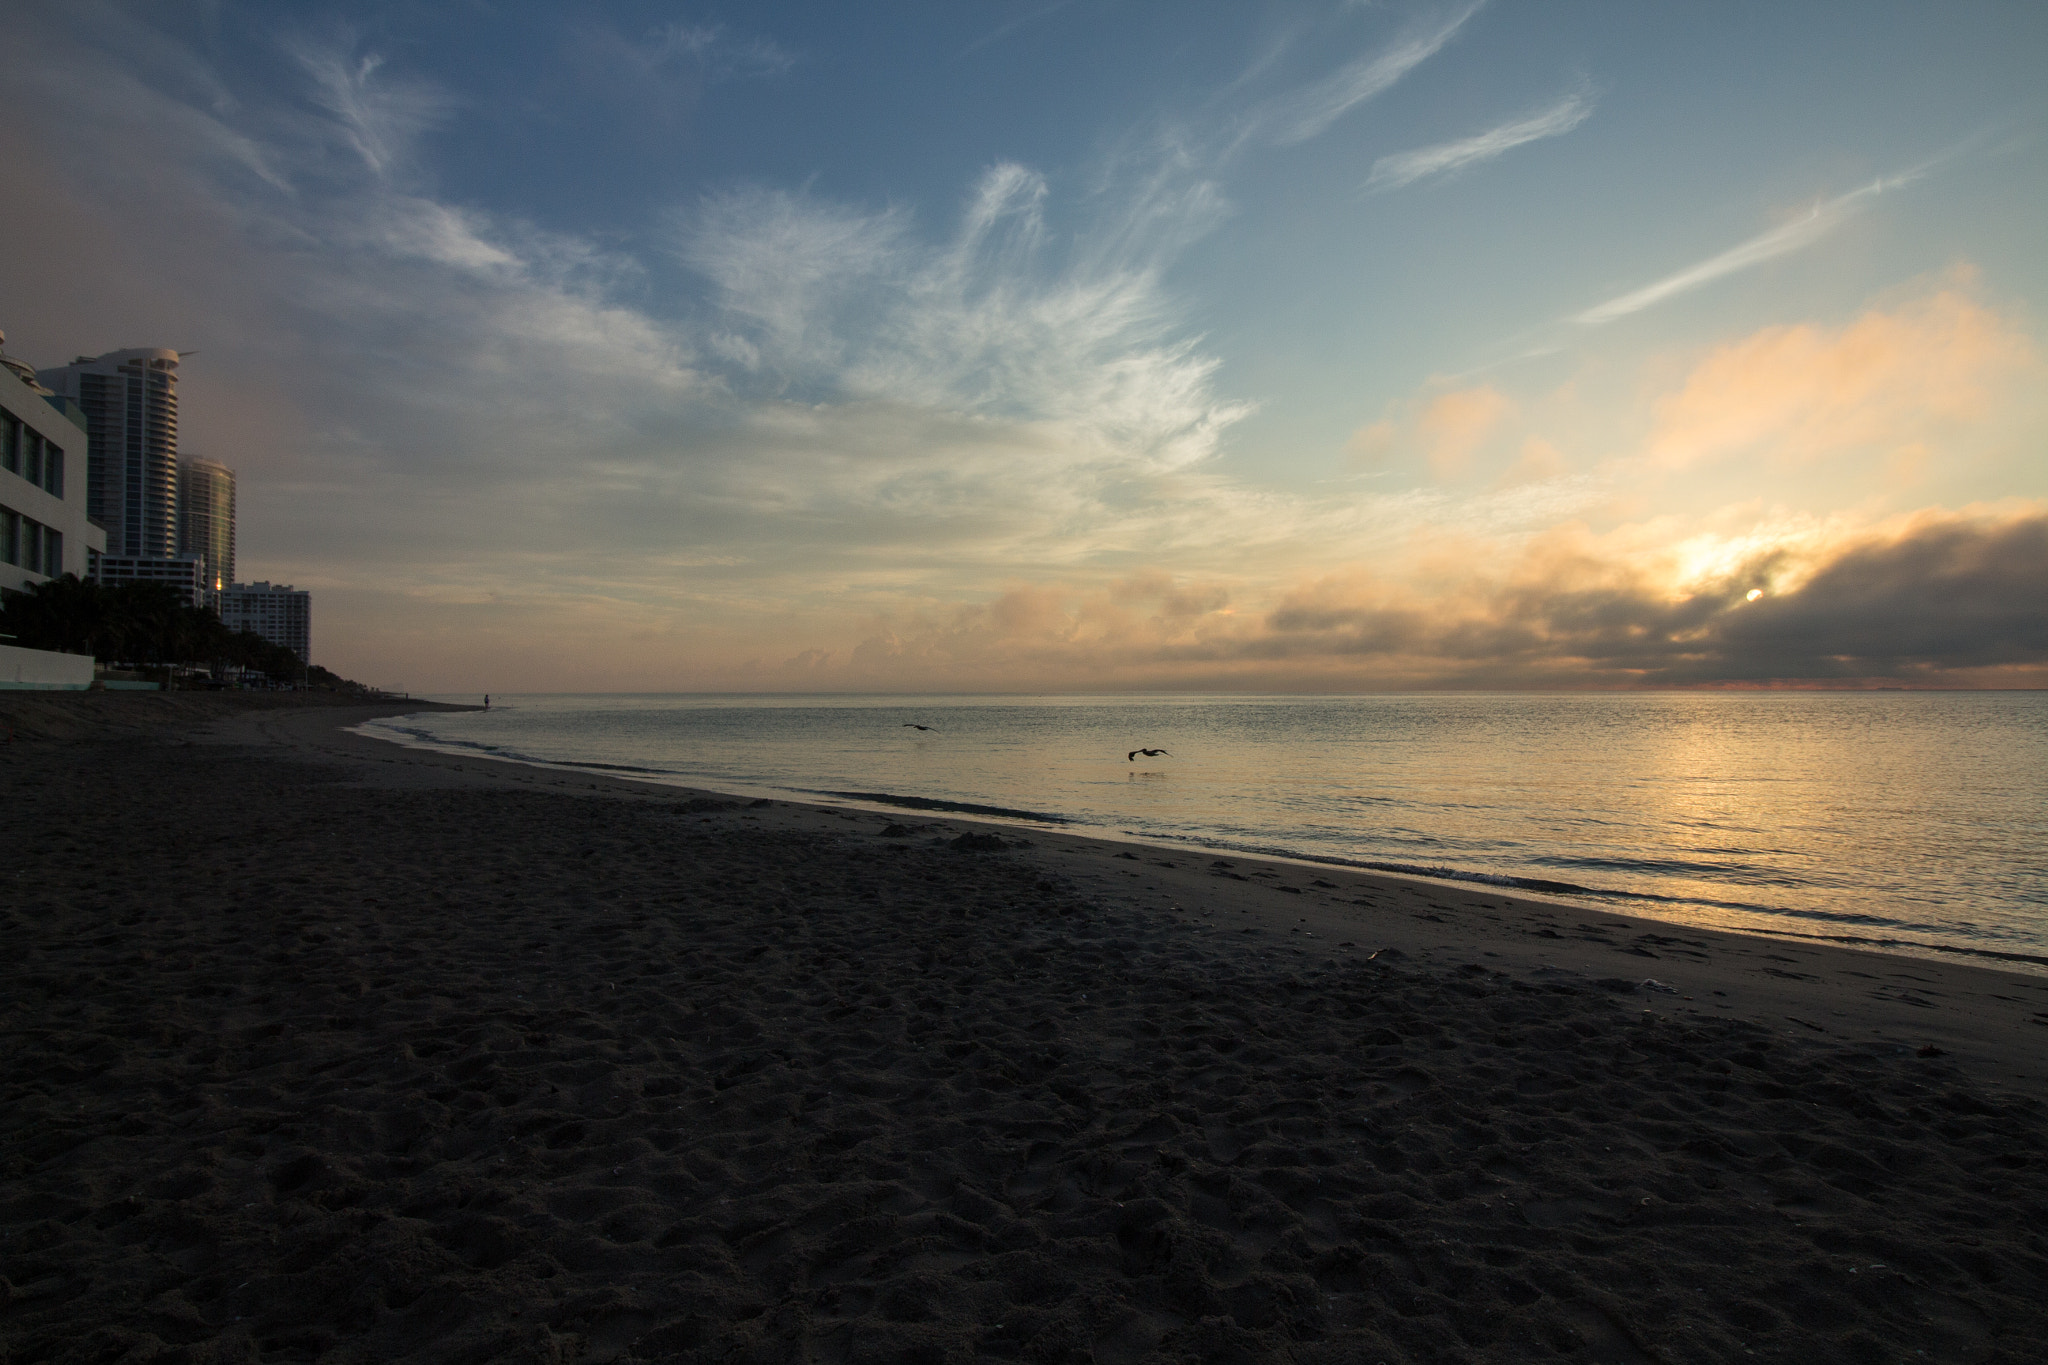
1 328 106 594
221 581 311 663
93 555 212 610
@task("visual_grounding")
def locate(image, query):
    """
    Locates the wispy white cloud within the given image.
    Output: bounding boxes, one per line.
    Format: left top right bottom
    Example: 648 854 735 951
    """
640 22 797 80
1219 24 1304 97
286 40 456 179
1262 1 1484 146
960 0 1080 58
1078 127 1233 279
1573 170 1922 326
681 188 910 379
0 1 290 194
678 163 1252 474
1365 80 1593 190
563 19 795 135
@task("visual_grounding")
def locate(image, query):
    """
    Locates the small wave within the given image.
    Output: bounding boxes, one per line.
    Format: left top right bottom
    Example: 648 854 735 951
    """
809 790 1069 823
1535 852 1815 887
372 725 510 757
1722 927 2048 970
359 717 776 798
1335 859 1595 896
354 721 569 771
1130 832 1604 896
1120 831 1983 941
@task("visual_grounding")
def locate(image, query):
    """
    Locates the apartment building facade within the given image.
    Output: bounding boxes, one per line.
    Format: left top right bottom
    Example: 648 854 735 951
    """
1 332 106 594
220 581 311 664
36 347 182 560
93 555 212 609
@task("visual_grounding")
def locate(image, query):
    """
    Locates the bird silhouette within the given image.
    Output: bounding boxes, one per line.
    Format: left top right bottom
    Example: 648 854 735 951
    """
1128 748 1170 761
903 724 935 731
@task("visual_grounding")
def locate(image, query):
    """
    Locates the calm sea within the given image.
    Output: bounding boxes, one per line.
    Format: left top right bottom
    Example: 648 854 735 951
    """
359 693 2048 974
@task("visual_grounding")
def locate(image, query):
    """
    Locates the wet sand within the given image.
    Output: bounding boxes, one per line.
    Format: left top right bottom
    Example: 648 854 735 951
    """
3 695 2045 1363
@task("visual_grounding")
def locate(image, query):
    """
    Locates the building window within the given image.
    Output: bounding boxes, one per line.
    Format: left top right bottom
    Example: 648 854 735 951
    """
1 510 62 576
2 410 18 475
42 443 62 497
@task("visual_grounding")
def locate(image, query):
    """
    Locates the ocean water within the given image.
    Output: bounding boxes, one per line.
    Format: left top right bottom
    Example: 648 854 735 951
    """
360 692 2048 974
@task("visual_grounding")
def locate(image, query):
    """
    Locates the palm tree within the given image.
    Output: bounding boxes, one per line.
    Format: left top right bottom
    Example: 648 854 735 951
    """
0 574 119 657
3 576 315 685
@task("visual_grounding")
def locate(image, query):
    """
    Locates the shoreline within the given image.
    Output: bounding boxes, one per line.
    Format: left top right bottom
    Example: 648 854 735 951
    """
327 700 2048 1087
4 694 2045 1361
355 706 2048 982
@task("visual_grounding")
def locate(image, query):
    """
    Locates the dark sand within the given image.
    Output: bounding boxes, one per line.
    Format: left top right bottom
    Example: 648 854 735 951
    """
3 695 2045 1364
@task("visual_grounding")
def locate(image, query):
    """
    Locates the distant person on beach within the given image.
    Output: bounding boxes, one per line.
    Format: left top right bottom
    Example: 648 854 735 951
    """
484 695 490 709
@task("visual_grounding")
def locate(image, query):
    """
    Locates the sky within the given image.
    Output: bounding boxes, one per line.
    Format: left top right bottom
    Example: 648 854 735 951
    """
1 0 2043 693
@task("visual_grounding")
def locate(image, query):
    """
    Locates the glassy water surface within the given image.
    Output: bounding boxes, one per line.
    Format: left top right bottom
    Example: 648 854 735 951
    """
359 693 2048 972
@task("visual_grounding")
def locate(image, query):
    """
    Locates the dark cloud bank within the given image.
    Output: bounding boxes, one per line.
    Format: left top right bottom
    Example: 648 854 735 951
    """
1251 512 2048 688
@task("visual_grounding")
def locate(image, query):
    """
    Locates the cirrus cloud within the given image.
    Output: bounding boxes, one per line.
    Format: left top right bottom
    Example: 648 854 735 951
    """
1365 80 1594 191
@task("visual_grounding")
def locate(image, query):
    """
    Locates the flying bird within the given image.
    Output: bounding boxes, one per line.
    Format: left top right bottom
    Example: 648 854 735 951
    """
903 724 936 731
1128 748 1170 761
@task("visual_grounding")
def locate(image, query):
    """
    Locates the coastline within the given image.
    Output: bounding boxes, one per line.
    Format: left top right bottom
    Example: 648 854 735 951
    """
4 695 2044 1361
351 693 2048 982
333 703 2048 1091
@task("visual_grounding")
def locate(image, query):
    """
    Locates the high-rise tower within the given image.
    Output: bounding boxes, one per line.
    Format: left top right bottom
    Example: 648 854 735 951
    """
177 457 235 594
36 348 180 559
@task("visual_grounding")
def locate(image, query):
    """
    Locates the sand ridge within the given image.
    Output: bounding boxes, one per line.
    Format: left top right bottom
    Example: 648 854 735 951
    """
2 698 2045 1363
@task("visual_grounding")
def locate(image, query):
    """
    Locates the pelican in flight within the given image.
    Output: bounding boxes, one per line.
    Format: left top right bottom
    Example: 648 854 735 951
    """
903 723 936 731
1128 748 1170 761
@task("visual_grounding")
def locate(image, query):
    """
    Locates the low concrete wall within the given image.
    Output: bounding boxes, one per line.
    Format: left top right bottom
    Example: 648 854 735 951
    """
0 642 95 690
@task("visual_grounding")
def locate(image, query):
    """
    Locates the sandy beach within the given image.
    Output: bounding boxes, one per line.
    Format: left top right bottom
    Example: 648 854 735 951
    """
3 694 2045 1364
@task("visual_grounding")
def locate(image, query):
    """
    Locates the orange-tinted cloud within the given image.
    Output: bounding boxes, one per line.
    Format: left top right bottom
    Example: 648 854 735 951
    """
1416 385 1513 478
768 508 2048 691
1252 507 2048 687
1344 384 1517 479
1344 418 1398 464
1647 284 2035 470
1495 436 1568 487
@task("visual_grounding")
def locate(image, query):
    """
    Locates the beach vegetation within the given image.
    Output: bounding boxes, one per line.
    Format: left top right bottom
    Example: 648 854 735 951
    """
0 574 363 688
